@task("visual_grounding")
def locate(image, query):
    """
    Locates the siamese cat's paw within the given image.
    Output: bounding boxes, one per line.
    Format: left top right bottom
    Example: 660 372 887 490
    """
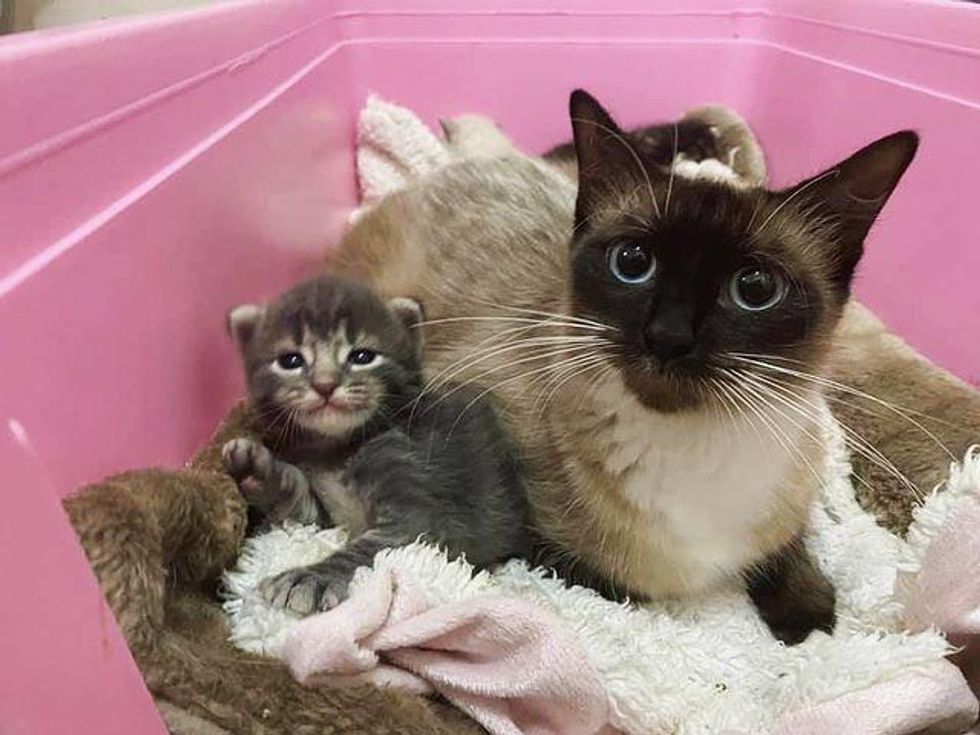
747 541 837 645
259 566 351 615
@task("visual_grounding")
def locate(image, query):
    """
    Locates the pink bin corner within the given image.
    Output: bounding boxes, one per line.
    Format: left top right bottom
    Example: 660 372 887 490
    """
1 0 978 731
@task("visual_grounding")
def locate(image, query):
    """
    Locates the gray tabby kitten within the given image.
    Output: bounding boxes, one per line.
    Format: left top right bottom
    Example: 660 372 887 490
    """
223 275 530 614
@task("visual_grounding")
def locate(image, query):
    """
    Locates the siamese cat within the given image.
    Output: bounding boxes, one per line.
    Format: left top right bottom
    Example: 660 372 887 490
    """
331 90 978 641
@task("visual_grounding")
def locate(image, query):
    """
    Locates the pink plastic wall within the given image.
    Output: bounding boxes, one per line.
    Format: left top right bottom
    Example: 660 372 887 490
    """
1 1 977 731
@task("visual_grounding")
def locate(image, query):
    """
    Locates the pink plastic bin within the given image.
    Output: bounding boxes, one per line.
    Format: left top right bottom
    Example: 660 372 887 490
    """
1 1 978 731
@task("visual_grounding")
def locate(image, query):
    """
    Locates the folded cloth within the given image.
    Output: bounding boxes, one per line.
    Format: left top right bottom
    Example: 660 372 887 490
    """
282 566 614 735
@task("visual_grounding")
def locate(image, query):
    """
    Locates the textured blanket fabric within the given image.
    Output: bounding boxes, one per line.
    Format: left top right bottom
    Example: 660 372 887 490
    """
65 404 486 735
282 567 612 735
223 433 980 735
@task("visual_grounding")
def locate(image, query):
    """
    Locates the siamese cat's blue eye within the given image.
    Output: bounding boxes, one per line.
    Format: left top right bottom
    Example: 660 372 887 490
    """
729 266 787 311
276 352 306 370
608 242 656 284
348 348 379 366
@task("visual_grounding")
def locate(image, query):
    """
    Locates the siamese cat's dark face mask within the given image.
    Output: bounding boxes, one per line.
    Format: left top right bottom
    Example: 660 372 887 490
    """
566 90 918 412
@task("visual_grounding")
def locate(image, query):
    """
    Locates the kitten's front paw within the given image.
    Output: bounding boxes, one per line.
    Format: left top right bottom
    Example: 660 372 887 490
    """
222 438 277 508
258 567 350 615
223 438 273 481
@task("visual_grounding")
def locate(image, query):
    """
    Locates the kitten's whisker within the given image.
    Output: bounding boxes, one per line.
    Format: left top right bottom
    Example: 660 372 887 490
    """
571 116 662 220
753 168 841 236
262 404 293 437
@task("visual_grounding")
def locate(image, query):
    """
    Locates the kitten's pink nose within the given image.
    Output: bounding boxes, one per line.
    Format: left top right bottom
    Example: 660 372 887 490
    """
312 381 337 399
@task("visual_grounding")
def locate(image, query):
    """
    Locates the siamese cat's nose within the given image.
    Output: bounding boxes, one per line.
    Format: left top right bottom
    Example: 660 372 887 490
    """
643 320 696 366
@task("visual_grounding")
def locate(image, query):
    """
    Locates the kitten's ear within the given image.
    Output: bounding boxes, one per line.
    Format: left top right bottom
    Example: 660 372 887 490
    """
227 304 265 350
570 89 642 231
789 130 919 290
388 297 425 353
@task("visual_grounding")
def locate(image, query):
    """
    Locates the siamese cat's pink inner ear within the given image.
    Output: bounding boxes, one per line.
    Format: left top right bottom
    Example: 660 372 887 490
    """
569 89 624 155
569 89 648 229
227 304 265 349
836 130 919 204
568 89 638 177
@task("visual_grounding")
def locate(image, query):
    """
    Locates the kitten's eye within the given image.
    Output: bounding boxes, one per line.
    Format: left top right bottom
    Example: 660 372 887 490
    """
275 352 306 370
729 266 787 311
348 349 378 367
608 242 656 284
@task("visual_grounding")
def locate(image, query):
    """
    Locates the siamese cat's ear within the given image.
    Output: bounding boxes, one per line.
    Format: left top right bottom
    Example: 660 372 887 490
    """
227 304 266 350
569 89 646 232
784 130 919 290
388 297 425 354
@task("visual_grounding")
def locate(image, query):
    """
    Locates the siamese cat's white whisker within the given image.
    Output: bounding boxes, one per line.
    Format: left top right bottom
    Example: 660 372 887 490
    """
753 168 841 236
707 378 739 427
724 373 830 500
410 333 610 433
467 301 617 332
413 322 561 413
417 315 609 333
571 116 662 219
711 377 767 449
421 343 607 419
584 362 618 398
741 368 923 501
444 352 610 440
730 350 967 430
419 336 606 401
531 357 609 411
728 352 967 430
720 381 801 490
849 468 885 502
531 356 611 425
727 354 956 461
746 191 765 232
664 121 679 216
731 370 864 496
573 187 651 235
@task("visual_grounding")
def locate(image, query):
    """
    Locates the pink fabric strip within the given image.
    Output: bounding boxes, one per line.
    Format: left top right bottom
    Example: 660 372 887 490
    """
767 661 977 735
282 567 614 735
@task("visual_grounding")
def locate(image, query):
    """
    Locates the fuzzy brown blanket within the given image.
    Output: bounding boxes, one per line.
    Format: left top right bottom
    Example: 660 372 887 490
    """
64 403 484 735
